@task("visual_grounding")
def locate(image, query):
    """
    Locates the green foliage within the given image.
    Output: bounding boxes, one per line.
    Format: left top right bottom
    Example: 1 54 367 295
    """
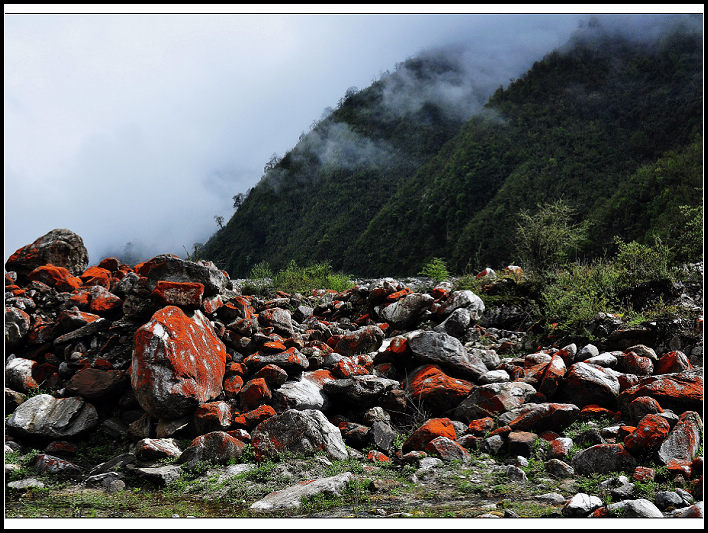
515 199 588 276
249 261 273 280
271 260 353 294
613 236 672 288
674 203 703 263
418 257 450 281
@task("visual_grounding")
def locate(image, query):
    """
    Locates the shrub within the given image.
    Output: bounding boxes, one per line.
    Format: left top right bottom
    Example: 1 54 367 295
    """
271 260 353 294
418 257 450 282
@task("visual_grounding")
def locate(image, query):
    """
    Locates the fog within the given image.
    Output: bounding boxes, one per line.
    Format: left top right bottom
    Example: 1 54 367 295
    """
5 12 695 265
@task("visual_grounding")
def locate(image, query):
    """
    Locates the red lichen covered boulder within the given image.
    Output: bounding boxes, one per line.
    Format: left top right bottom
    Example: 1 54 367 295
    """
27 265 82 292
223 375 244 400
152 281 204 309
239 378 272 412
65 368 127 400
367 450 391 462
178 431 246 467
657 411 703 465
402 418 456 453
654 351 692 375
335 325 385 356
193 401 232 434
87 286 123 314
618 371 703 415
405 364 474 412
130 306 227 419
79 266 112 289
467 417 495 436
623 414 671 455
6 228 89 278
425 436 471 462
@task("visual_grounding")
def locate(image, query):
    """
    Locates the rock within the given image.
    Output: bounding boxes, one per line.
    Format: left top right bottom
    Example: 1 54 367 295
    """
5 357 39 392
193 401 232 434
558 362 620 408
669 501 703 518
507 431 538 458
368 421 396 453
657 411 703 465
623 414 671 455
65 368 127 400
618 352 654 376
322 375 399 408
548 437 573 459
5 387 26 413
7 478 45 490
151 281 204 309
250 472 353 513
380 293 433 327
626 396 664 425
577 344 600 362
655 351 692 375
441 290 485 320
535 492 567 505
655 490 688 510
402 418 456 453
178 431 246 467
404 364 474 412
272 370 334 412
129 464 182 485
141 254 230 296
505 464 527 482
618 371 703 415
498 402 580 432
243 348 309 375
6 228 89 278
239 378 272 412
453 382 536 422
408 330 487 380
481 435 505 455
34 454 82 478
251 409 347 461
5 306 31 347
130 306 227 419
479 369 510 384
433 308 472 338
562 493 603 517
27 265 82 292
335 325 385 356
546 458 574 478
7 394 98 439
424 436 471 463
572 443 637 475
607 499 663 518
258 308 294 336
134 438 182 461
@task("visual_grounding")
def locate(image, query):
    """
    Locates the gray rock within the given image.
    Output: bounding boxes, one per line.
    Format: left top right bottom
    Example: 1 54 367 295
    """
607 498 663 518
129 464 183 485
368 421 396 453
7 478 45 490
497 402 580 432
442 290 485 320
434 307 471 337
408 330 487 380
250 472 353 513
657 411 703 465
363 406 391 425
577 344 600 362
7 394 98 439
669 501 703 518
135 438 182 461
5 357 38 392
322 375 399 407
5 307 31 348
584 353 618 368
546 459 574 478
84 472 125 490
178 431 246 468
481 435 505 455
535 492 568 505
34 454 82 478
506 465 527 482
6 228 89 277
562 493 603 517
655 490 688 510
144 254 230 296
380 293 433 328
252 409 348 461
558 362 620 408
572 444 637 475
273 372 332 411
479 370 510 384
89 453 137 476
454 381 536 422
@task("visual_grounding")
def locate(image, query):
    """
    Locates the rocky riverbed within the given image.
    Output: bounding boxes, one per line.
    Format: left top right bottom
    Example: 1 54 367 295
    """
5 229 704 519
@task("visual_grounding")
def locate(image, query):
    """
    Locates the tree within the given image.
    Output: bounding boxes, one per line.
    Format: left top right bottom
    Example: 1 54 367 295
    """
214 215 225 229
232 193 245 210
515 199 587 275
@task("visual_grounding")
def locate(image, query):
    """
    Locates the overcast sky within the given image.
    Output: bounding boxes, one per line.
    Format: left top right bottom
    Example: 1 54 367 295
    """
3 9 699 265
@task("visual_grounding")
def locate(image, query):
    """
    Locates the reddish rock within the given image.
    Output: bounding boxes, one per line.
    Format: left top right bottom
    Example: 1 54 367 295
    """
632 466 656 482
503 403 580 432
130 306 227 419
618 352 654 376
626 396 663 425
98 257 121 271
34 453 82 477
338 422 371 449
194 401 232 433
618 371 703 415
507 431 539 458
88 286 123 314
243 348 309 375
467 417 495 436
579 405 619 420
135 438 182 460
538 354 566 399
240 405 276 430
57 308 100 331
253 364 289 388
333 358 370 378
425 436 471 462
558 362 620 408
623 414 671 455
402 418 456 453
548 437 574 459
79 266 112 289
654 351 692 375
152 281 204 309
202 295 223 315
27 265 82 292
405 364 474 412
179 431 246 467
65 368 127 400
223 375 244 400
239 378 272 411
335 325 385 356
367 450 391 462
45 441 79 457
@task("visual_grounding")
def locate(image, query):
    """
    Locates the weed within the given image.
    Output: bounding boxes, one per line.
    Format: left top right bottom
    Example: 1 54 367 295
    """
418 257 450 282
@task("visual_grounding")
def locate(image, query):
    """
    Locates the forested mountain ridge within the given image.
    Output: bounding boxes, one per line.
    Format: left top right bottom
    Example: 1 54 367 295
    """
201 22 703 278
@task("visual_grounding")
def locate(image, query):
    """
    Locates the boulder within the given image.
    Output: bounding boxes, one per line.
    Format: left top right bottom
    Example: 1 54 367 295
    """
562 493 602 517
27 265 82 292
453 381 536 423
380 293 434 328
322 375 400 408
178 431 246 467
5 306 31 347
65 368 127 400
135 438 183 461
130 306 227 419
251 409 348 461
335 325 385 356
425 436 471 463
558 362 620 408
657 411 703 465
623 414 671 455
6 228 89 278
572 443 637 475
402 418 456 453
272 370 335 412
141 254 230 296
5 357 39 392
618 371 703 415
408 330 487 380
498 402 580 432
404 364 474 412
250 472 353 513
7 394 98 439
606 499 663 518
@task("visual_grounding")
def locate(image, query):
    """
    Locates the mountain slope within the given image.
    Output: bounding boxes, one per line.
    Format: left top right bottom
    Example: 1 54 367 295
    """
201 21 703 278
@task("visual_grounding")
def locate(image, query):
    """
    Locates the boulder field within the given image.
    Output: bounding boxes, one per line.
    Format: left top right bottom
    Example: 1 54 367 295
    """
4 229 704 518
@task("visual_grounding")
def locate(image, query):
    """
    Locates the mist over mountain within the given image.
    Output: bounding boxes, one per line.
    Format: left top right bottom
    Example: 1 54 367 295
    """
200 14 703 278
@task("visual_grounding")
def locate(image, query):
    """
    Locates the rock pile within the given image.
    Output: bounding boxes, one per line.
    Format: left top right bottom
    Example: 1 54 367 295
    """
5 229 704 518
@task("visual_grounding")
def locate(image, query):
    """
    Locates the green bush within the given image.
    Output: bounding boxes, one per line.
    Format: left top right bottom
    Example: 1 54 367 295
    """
271 260 353 294
418 257 450 282
613 236 672 289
